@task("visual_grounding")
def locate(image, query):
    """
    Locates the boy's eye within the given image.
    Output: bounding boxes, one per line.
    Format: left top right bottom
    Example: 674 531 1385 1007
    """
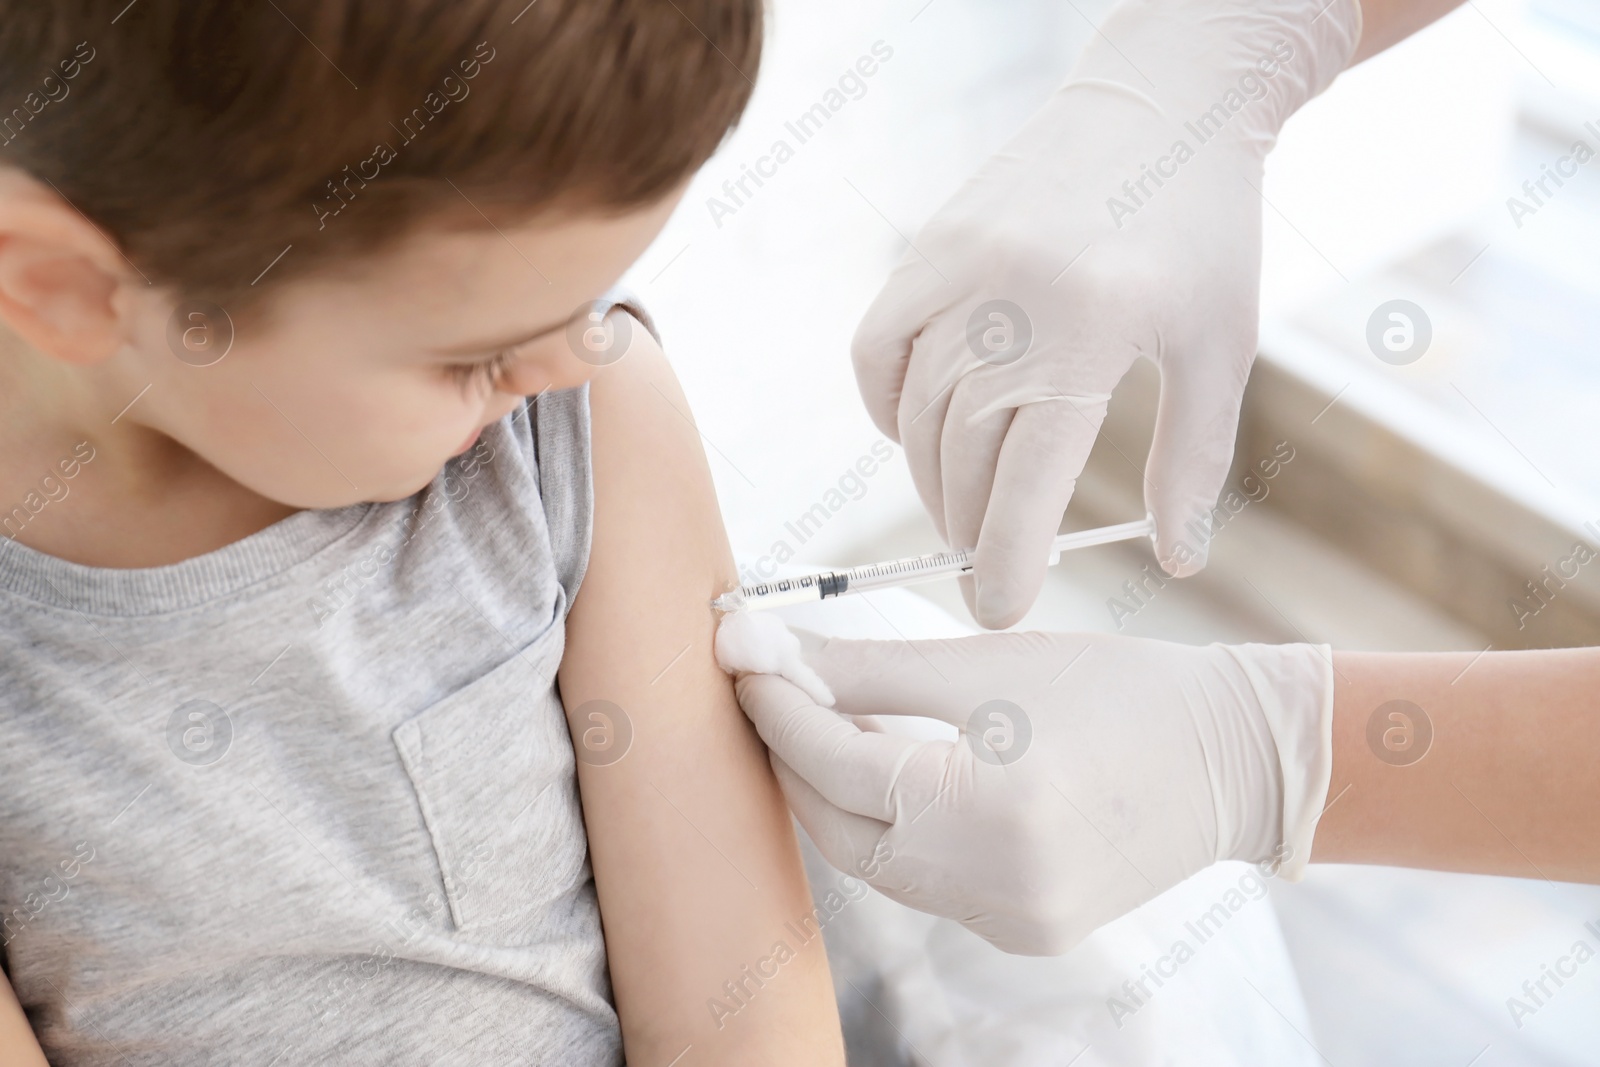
444 349 517 395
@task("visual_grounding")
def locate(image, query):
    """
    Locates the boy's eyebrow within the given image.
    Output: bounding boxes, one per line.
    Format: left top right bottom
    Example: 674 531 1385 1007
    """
433 314 575 357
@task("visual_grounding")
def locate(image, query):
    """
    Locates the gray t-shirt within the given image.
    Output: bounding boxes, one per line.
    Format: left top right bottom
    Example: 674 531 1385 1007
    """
0 383 619 1065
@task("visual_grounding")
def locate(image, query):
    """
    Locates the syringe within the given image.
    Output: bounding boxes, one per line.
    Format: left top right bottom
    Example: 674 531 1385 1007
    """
712 516 1156 613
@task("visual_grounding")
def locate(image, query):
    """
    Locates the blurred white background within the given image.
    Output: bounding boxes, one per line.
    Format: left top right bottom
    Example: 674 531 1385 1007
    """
623 0 1600 563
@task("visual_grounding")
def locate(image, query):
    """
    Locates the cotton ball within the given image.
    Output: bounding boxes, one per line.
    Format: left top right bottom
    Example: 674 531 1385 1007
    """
714 610 835 708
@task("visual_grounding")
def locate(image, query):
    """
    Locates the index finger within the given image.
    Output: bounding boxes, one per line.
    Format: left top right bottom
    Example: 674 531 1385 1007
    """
803 631 1064 724
969 397 1108 629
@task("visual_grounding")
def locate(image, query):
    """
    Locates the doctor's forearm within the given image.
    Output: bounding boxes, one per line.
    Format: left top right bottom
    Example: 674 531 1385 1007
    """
1351 0 1467 64
1313 647 1600 882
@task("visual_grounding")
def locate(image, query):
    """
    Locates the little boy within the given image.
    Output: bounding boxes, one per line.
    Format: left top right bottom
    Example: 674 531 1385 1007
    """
0 2 844 1063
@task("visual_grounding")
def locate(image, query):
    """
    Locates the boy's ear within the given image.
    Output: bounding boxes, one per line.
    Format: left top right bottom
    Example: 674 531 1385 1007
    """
0 171 136 366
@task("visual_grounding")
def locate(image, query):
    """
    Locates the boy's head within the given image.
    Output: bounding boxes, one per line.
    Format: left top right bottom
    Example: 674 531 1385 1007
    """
0 0 761 507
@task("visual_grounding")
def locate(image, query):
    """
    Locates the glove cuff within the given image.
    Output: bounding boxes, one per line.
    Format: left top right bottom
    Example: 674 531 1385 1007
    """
1065 0 1363 149
1226 642 1336 881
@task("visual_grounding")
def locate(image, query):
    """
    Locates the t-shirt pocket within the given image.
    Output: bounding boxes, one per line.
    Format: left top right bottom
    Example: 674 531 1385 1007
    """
392 628 589 947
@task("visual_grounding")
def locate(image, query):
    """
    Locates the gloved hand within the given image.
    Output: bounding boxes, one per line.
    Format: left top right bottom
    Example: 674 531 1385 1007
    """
853 0 1362 628
734 627 1334 955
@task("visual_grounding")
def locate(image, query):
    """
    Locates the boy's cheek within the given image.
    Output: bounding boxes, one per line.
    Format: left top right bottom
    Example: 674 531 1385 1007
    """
138 326 494 500
233 378 445 500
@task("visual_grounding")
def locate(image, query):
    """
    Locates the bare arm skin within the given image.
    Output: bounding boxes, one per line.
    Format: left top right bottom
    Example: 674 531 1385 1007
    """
0 969 48 1066
558 319 845 1065
1316 648 1600 882
1279 0 1571 874
1353 0 1468 64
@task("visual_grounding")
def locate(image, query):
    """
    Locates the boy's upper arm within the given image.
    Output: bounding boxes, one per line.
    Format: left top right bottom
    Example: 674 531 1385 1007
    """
556 317 844 1065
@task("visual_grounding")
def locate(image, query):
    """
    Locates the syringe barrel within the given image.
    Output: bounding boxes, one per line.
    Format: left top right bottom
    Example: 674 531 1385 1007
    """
739 585 823 609
726 572 847 609
715 516 1154 613
840 559 972 595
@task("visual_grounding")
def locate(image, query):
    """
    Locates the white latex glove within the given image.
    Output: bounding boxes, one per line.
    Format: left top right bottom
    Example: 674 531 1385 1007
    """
732 626 1333 955
854 0 1362 628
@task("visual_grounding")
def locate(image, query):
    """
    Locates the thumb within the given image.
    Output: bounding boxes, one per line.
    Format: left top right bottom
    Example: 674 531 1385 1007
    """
805 631 1061 725
1145 352 1250 578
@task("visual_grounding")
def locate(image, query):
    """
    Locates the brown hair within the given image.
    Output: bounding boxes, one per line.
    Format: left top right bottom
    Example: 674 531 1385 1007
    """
0 0 762 313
